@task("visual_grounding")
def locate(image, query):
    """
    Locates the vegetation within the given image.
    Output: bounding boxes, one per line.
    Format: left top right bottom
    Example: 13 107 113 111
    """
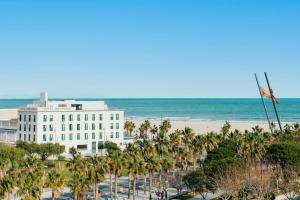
1 120 300 200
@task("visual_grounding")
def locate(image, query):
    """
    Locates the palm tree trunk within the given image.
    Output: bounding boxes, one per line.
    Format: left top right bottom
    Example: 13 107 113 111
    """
149 173 153 200
109 173 113 200
144 175 147 195
94 181 99 200
114 174 118 199
133 178 136 200
128 176 131 199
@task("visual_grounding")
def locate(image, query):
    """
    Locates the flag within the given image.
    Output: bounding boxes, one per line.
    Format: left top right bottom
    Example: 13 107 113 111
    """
260 86 279 104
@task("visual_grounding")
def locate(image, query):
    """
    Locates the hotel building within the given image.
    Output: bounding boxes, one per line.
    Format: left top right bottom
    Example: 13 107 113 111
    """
17 92 124 155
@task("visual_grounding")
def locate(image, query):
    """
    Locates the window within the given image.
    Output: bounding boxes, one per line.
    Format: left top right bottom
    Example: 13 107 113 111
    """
19 134 22 140
24 115 27 122
110 123 114 129
69 124 73 131
77 114 80 121
85 133 88 140
50 134 53 141
49 125 53 132
33 135 36 142
61 134 65 141
19 124 22 131
62 115 65 122
116 123 119 129
92 123 95 130
43 115 47 122
85 114 88 121
19 115 22 122
24 125 26 131
33 125 36 132
43 125 47 132
50 115 53 122
33 115 36 122
43 134 46 141
92 132 95 139
84 123 88 130
29 115 31 122
28 134 31 141
69 114 73 121
116 114 119 120
92 114 95 121
61 124 65 131
29 124 31 132
23 134 26 141
110 132 113 138
77 133 80 140
116 132 119 138
99 123 102 130
69 133 73 140
99 132 103 139
77 124 80 131
99 114 103 121
110 114 114 120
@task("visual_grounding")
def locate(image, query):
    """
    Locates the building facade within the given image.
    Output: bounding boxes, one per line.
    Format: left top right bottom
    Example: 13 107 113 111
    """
17 93 124 155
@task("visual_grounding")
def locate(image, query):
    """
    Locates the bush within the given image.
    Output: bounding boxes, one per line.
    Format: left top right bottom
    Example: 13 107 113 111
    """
266 143 300 169
183 168 207 193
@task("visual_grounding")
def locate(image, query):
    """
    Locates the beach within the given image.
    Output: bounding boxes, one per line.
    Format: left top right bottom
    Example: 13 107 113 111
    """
133 119 270 133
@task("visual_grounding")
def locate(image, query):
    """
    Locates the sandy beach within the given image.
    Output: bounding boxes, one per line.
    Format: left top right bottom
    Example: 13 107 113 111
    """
133 119 271 133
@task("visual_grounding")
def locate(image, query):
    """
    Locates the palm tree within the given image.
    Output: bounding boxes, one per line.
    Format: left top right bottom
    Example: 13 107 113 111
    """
108 149 125 199
192 135 206 169
136 139 154 195
46 169 65 200
87 155 108 200
159 120 171 134
124 121 136 137
142 120 151 137
144 151 161 200
205 132 219 152
221 121 231 138
154 131 169 186
124 143 139 199
67 149 90 200
17 155 44 200
150 125 158 139
127 151 145 200
161 153 175 191
181 127 195 151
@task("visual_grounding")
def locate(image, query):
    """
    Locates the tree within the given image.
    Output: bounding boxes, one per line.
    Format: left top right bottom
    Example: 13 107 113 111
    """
108 149 124 199
127 151 145 200
150 125 158 139
87 155 108 200
124 121 136 136
144 151 161 200
183 168 210 199
67 149 90 200
17 155 44 200
221 121 231 138
266 143 300 169
46 169 65 200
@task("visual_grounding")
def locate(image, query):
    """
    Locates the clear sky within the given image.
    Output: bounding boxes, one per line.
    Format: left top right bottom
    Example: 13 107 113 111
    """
0 0 299 98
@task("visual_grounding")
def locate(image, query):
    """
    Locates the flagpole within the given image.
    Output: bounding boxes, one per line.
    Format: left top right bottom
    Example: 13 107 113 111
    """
255 74 273 134
264 72 283 134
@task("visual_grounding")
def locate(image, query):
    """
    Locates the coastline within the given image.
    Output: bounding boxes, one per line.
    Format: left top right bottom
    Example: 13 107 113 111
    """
132 119 271 133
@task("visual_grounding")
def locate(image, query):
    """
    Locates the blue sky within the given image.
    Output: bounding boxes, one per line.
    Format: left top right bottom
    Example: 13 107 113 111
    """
0 0 299 98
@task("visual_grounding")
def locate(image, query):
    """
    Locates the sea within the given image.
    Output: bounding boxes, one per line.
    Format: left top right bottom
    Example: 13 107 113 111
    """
0 98 299 123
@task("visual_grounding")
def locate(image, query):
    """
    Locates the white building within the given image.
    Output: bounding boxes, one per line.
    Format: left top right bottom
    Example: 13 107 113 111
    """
17 92 125 155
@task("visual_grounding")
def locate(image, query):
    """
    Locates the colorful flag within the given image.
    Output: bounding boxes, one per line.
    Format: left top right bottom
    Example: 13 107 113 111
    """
260 86 279 104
